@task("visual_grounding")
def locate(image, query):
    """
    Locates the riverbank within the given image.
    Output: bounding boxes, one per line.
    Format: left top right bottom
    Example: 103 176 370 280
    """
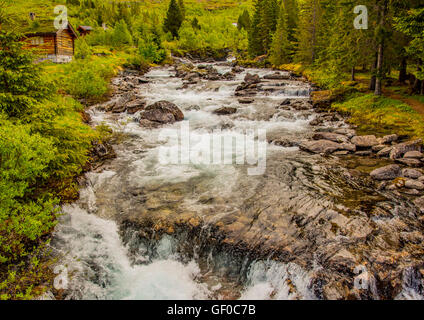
279 63 424 141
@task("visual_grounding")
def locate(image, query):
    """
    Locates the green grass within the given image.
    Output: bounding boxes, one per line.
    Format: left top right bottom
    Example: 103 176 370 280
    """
332 93 424 138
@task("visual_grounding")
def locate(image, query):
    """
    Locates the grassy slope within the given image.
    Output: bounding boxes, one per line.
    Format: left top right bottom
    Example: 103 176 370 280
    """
282 63 424 140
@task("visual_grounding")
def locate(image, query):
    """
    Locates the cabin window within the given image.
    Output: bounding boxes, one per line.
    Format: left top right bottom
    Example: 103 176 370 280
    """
31 37 44 45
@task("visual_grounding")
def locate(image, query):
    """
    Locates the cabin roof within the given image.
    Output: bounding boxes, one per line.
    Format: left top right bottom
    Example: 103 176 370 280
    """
77 26 93 31
23 19 78 38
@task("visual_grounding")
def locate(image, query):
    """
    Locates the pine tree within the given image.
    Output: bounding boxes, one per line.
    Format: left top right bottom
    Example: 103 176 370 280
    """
163 0 183 39
283 0 299 44
295 0 322 64
237 9 251 31
191 17 201 31
178 0 186 20
395 7 424 94
112 19 133 47
248 0 279 57
0 32 54 117
259 0 279 54
270 2 291 65
248 0 264 57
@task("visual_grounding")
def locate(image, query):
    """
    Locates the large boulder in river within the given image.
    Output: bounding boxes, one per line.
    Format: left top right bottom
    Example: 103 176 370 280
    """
390 139 423 159
139 101 184 124
370 164 401 180
351 135 379 148
299 140 341 154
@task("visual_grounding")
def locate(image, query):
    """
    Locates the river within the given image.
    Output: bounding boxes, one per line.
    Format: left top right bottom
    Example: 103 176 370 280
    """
50 59 424 300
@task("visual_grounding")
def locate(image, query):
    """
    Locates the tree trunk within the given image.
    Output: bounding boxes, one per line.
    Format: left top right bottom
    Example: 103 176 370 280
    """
374 1 388 96
370 53 377 91
375 42 384 96
351 67 356 81
412 60 423 94
399 58 407 84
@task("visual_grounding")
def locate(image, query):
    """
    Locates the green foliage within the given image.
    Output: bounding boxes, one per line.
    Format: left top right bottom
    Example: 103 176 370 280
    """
112 19 133 47
0 27 97 299
60 58 115 99
75 38 92 59
394 8 424 80
163 0 184 39
0 32 54 117
139 37 166 64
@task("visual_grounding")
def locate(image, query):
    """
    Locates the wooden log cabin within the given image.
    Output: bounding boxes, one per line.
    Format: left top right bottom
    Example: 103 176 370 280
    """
77 26 93 36
23 18 78 63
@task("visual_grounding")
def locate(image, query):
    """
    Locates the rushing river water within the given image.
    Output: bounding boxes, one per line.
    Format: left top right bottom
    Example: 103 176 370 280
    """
51 60 424 300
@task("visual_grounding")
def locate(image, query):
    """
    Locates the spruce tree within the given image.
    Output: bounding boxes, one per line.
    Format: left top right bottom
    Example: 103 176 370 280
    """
295 0 322 64
163 0 183 39
259 0 279 54
237 9 251 31
248 0 264 57
270 2 291 65
248 0 278 57
178 0 186 20
191 17 201 31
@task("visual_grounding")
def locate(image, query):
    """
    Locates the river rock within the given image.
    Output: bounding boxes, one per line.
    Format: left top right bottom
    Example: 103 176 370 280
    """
214 107 237 115
139 119 162 128
244 73 261 85
413 196 424 212
340 143 356 152
377 146 393 157
378 134 398 145
370 164 401 180
299 140 341 154
280 98 291 106
404 151 423 159
126 99 146 114
351 135 379 148
334 128 356 138
139 101 184 124
231 66 244 73
390 139 423 159
402 168 423 179
405 180 424 190
396 158 423 167
372 145 387 153
263 72 290 80
90 140 116 165
238 98 254 104
313 132 349 143
270 138 299 147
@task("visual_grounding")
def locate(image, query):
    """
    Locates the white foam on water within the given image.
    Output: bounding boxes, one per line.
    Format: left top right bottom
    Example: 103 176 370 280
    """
56 205 211 300
240 261 315 300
